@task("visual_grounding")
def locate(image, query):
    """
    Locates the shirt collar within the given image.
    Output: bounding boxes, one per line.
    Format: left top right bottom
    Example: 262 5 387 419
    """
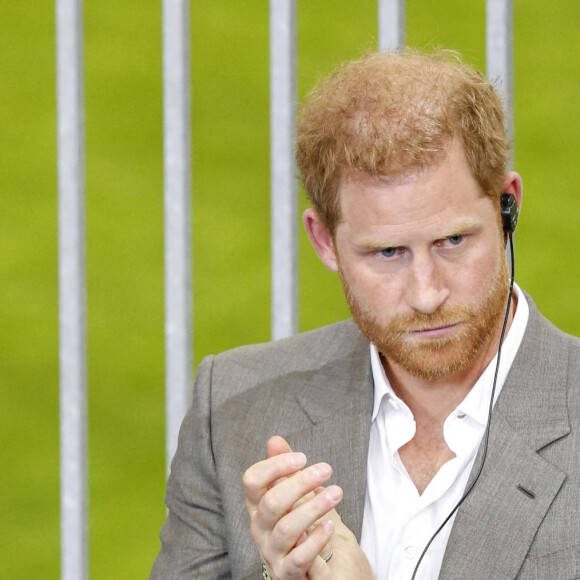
370 283 529 424
370 341 405 421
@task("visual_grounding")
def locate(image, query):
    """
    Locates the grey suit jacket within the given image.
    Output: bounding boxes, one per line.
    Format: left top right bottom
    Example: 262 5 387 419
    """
151 296 580 579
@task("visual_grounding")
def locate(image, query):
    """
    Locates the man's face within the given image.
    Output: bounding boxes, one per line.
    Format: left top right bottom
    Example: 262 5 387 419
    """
331 140 509 380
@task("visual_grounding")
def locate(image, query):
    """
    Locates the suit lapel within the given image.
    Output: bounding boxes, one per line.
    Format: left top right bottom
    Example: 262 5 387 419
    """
441 299 571 579
439 412 566 579
286 329 374 541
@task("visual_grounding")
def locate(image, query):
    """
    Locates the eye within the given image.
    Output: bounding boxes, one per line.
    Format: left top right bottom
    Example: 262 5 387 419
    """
447 234 464 246
379 247 397 258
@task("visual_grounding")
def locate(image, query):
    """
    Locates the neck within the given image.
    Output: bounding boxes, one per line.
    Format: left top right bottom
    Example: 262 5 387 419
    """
382 293 517 425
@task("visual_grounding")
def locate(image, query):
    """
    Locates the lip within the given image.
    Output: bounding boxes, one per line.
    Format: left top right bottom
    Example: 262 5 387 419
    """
410 323 460 339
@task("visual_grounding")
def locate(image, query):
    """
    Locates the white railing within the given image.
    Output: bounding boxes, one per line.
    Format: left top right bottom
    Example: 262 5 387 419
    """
162 0 193 478
270 0 299 341
57 0 88 578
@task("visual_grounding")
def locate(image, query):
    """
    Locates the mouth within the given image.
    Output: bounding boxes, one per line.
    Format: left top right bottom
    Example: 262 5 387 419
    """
409 323 460 339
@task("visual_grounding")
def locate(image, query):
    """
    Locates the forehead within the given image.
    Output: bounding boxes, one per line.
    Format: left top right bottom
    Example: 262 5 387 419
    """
336 140 496 241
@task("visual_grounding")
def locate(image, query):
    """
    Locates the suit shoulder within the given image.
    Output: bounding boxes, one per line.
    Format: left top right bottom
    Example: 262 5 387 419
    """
193 320 368 408
524 300 580 409
210 319 365 373
529 302 580 369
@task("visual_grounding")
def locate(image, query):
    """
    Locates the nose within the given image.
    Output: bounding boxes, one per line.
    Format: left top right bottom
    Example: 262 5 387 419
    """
406 253 450 315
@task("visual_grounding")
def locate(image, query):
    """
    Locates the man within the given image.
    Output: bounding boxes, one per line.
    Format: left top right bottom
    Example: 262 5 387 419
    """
151 50 579 579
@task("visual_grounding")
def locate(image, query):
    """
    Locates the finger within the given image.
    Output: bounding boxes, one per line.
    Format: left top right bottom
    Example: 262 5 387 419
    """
269 485 343 554
268 435 293 458
257 464 335 530
243 452 307 508
295 531 308 546
307 555 334 580
271 476 288 488
310 487 342 526
294 487 342 540
291 489 315 510
278 519 334 580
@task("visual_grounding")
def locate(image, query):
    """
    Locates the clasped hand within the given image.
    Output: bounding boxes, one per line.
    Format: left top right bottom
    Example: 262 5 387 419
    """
243 436 373 580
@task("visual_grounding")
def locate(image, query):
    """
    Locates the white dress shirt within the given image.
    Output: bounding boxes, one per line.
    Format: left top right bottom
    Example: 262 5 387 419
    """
360 284 529 580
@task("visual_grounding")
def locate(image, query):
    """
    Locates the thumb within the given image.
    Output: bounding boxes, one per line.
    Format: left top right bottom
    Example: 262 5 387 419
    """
267 435 293 458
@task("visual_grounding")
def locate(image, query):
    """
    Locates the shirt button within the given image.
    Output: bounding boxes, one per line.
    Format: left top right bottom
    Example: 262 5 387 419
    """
404 545 417 559
457 413 466 419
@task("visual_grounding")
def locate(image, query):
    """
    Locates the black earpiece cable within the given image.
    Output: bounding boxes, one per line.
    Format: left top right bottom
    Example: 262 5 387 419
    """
410 233 515 580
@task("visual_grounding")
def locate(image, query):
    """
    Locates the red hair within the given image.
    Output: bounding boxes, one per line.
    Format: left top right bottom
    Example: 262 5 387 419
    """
296 49 510 234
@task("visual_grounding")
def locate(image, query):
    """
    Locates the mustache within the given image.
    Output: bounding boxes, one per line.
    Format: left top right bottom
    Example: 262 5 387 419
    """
387 306 474 333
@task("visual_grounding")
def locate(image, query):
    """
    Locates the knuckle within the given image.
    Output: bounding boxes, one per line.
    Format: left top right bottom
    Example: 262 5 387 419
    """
260 490 280 514
274 517 294 541
288 549 311 571
242 468 258 490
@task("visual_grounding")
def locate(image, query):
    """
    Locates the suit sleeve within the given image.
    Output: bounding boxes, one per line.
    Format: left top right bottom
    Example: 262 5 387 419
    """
150 355 232 579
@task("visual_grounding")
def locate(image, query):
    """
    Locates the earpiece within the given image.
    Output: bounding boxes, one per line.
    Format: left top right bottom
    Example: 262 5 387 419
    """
501 193 518 234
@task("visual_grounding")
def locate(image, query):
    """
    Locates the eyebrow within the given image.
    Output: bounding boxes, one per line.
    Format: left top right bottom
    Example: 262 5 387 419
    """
438 219 481 239
355 219 482 250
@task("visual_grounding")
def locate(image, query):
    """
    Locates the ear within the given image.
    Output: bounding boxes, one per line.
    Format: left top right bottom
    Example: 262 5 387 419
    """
502 171 523 210
302 208 339 272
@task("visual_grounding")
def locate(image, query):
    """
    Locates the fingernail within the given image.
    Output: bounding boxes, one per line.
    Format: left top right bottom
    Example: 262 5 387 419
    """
313 463 332 478
325 485 342 502
321 519 334 534
290 452 307 467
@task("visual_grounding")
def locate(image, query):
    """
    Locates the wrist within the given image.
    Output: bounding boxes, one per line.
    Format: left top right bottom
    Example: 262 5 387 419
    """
262 560 273 580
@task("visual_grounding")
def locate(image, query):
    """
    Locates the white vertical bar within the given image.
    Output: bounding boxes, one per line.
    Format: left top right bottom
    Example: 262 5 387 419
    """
487 0 514 270
56 0 88 579
378 0 405 52
486 0 514 145
163 0 193 474
270 0 298 340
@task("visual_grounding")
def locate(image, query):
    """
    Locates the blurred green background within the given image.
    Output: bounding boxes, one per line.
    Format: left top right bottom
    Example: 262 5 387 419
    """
1 0 578 577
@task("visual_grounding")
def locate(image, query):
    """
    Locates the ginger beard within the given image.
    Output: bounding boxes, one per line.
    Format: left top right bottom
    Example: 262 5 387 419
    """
339 252 510 381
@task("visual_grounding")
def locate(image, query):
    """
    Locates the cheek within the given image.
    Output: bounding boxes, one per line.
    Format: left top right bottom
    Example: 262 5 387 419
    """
370 277 406 305
345 267 406 312
450 246 503 300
